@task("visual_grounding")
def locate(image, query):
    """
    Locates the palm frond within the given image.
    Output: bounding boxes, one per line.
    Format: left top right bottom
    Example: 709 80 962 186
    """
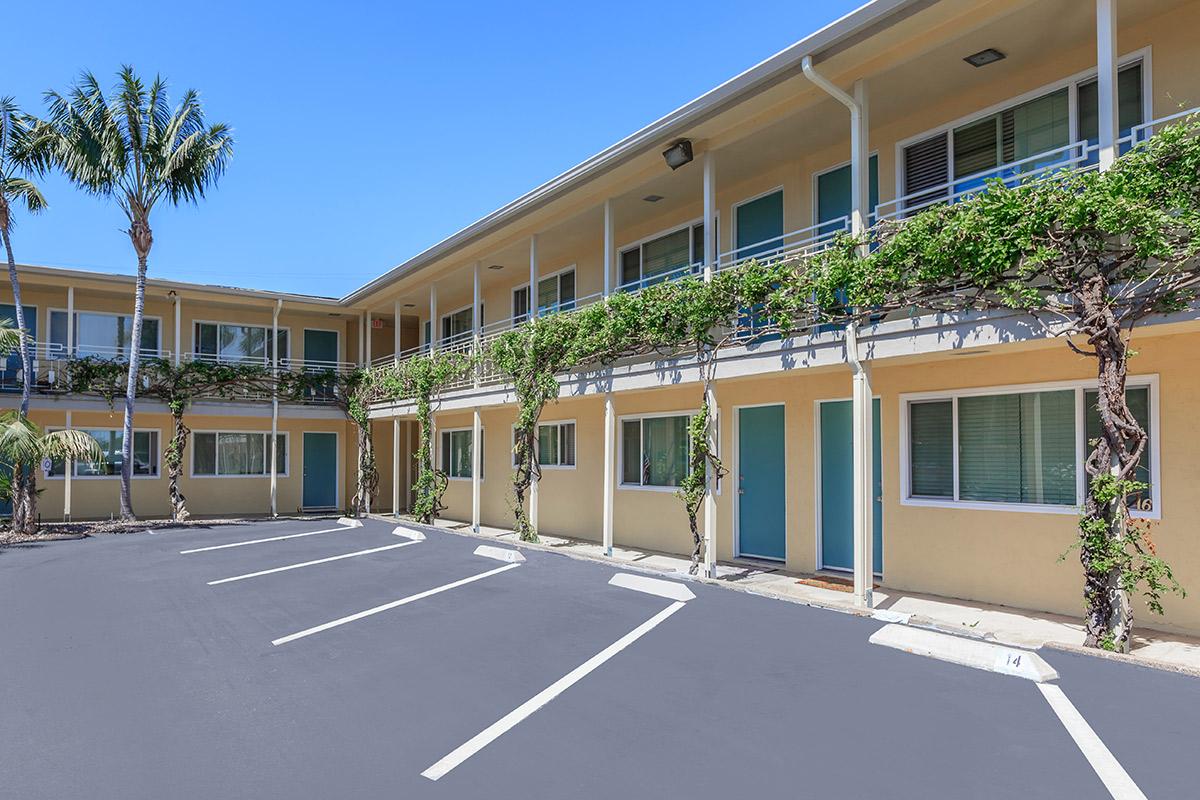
0 319 25 355
41 428 104 463
0 411 44 464
3 177 47 214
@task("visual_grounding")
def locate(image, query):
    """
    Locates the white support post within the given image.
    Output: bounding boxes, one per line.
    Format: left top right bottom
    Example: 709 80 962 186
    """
270 299 281 517
171 292 181 366
529 235 539 320
703 151 717 277
404 420 412 511
392 418 401 517
429 284 438 352
847 322 874 608
471 407 482 532
603 199 614 297
1096 0 1119 171
702 382 718 578
393 299 402 365
473 261 482 390
528 234 539 533
66 287 74 359
602 392 615 556
365 310 373 367
358 312 365 366
852 79 870 240
63 410 72 521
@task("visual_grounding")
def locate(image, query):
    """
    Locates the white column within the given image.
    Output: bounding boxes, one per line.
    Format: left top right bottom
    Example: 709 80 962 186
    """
172 293 181 366
1096 0 1119 171
603 199 614 297
528 235 539 320
528 234 539 532
393 299 402 365
392 418 401 517
851 79 870 240
365 310 373 367
429 284 438 352
602 392 615 556
65 287 74 359
847 322 874 608
355 311 364 367
404 420 412 511
270 299 281 517
471 407 482 532
702 382 718 578
63 410 72 521
473 261 482 389
703 151 717 276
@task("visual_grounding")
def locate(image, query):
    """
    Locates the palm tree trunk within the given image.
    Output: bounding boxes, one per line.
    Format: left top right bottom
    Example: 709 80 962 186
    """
167 408 190 522
119 248 149 521
0 224 33 417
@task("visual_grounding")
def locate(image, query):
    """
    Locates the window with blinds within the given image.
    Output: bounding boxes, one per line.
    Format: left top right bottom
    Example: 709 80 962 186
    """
958 390 1076 505
620 415 689 487
512 422 576 468
907 385 1157 510
619 223 703 290
902 61 1143 211
909 401 953 498
440 429 478 479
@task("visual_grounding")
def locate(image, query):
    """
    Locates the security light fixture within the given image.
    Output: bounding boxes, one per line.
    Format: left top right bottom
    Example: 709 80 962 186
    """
643 194 664 203
964 48 1005 68
662 139 693 170
488 264 505 270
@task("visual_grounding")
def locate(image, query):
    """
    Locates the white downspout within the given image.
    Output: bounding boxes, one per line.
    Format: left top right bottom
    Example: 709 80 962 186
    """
270 298 281 517
804 55 875 608
171 292 181 366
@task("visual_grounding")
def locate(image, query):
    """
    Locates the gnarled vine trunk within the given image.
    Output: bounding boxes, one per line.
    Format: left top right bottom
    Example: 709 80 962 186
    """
352 419 378 517
410 397 447 524
511 423 539 542
1076 274 1145 652
166 409 190 522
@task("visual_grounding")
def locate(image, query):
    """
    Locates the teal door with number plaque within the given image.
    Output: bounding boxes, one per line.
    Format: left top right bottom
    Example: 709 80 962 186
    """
819 399 882 573
737 405 786 561
303 432 338 510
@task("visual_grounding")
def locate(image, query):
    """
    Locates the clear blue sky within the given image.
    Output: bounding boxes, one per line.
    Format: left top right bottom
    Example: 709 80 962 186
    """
6 1 862 298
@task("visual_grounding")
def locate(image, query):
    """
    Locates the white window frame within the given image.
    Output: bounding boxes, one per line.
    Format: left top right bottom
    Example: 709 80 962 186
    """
617 218 710 290
189 430 289 479
48 307 164 357
898 375 1160 519
512 264 576 324
810 153 880 227
439 303 476 346
300 327 343 367
439 426 482 482
511 420 577 470
617 410 694 493
45 427 162 480
193 319 291 364
730 186 784 260
894 47 1153 212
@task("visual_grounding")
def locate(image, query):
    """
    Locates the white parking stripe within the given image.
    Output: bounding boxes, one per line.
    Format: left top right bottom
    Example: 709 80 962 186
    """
207 540 420 585
180 525 350 554
1037 683 1148 800
271 563 521 646
421 600 687 782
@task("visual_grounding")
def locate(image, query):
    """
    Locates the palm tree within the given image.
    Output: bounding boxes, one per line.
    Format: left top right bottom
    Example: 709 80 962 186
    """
0 97 48 417
44 67 233 520
0 410 101 536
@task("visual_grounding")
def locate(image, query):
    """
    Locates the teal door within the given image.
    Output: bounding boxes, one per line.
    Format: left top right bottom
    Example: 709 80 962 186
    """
302 432 338 509
737 405 787 560
819 399 882 573
816 155 879 236
304 329 339 366
735 190 784 260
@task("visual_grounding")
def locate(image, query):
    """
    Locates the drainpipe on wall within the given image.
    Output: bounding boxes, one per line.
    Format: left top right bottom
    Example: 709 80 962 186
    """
803 55 875 608
171 292 181 367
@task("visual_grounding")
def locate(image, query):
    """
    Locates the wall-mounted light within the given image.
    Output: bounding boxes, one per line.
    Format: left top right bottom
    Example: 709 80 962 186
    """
662 139 693 170
963 48 1005 68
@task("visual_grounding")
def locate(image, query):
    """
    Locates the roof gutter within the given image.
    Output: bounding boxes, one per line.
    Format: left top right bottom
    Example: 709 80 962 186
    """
339 0 932 305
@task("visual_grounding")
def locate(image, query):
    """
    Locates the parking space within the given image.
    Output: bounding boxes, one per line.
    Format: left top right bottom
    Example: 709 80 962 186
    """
0 517 1195 799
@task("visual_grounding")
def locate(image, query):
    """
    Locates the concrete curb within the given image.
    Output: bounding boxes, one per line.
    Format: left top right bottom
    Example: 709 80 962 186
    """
368 515 1198 679
1042 641 1200 679
870 624 1058 682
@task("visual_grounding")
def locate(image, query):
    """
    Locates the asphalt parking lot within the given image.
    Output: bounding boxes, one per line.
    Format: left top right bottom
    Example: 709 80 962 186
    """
0 517 1195 799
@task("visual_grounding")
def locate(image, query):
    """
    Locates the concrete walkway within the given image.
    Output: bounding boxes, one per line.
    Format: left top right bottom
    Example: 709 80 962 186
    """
387 514 1200 674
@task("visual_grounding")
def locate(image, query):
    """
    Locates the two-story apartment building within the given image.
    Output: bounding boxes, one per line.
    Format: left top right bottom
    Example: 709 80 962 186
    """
6 0 1200 636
